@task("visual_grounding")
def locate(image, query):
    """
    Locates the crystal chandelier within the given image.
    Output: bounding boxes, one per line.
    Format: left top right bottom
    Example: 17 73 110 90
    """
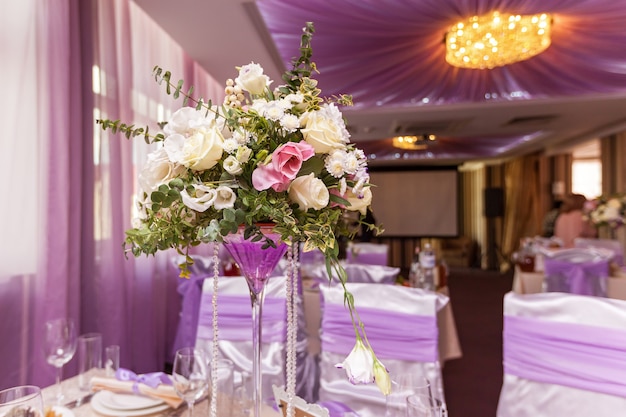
445 12 552 69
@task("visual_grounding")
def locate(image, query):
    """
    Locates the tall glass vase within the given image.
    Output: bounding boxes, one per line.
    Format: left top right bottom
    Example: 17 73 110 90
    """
223 224 287 417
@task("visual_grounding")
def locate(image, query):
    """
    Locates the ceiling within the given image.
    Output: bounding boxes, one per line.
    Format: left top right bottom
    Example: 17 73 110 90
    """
132 0 626 167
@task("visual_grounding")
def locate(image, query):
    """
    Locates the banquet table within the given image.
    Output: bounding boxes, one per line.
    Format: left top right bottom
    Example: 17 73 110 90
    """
41 373 281 417
512 265 626 299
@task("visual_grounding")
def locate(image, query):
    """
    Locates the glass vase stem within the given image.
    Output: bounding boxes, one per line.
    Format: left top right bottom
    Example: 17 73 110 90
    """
250 289 266 417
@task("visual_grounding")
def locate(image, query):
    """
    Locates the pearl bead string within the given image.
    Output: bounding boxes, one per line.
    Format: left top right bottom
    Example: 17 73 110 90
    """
285 242 298 417
210 243 219 417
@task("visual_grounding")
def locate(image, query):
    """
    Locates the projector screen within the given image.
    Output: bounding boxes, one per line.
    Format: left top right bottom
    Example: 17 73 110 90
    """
369 169 458 237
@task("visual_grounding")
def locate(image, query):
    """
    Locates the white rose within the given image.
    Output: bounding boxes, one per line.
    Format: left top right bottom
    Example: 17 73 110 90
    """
164 123 224 171
180 184 217 212
603 206 620 221
235 62 272 95
214 186 236 209
223 155 243 175
288 173 329 211
345 187 373 215
301 104 350 153
164 107 213 136
138 147 186 193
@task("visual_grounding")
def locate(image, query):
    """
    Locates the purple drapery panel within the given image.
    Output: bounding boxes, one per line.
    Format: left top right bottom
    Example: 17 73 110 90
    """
196 294 287 343
320 303 438 362
543 257 609 296
503 315 626 397
0 0 224 389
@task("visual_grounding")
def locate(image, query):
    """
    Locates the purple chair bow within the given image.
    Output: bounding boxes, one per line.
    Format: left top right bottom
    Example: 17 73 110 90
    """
543 250 610 297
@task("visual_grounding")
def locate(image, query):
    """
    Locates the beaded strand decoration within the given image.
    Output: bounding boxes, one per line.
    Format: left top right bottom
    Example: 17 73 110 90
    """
210 243 220 417
284 243 299 417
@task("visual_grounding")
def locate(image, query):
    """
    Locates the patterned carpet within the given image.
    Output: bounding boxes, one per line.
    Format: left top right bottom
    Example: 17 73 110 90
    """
442 267 514 417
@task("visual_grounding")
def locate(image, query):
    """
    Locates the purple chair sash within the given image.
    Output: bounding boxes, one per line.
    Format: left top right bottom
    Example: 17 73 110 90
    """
544 258 609 296
197 293 286 343
321 303 438 362
172 274 207 355
503 315 626 398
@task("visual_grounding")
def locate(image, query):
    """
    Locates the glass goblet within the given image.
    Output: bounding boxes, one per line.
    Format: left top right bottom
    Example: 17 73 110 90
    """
0 385 44 417
172 347 208 417
43 318 77 404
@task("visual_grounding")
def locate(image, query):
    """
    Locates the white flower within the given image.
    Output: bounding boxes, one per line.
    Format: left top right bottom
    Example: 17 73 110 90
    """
232 130 251 145
214 186 236 209
222 138 239 154
343 152 363 175
608 198 622 209
138 147 186 193
235 62 272 95
180 184 217 212
373 358 392 395
236 146 252 163
335 339 374 385
345 187 373 215
261 101 286 121
223 155 243 175
301 103 350 153
280 114 300 133
325 150 346 178
288 173 329 211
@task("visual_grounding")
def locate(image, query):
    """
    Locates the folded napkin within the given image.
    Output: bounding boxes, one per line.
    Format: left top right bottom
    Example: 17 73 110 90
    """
91 369 183 408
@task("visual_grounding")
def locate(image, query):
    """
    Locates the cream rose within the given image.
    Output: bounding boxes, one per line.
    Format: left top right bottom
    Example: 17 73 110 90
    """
301 103 350 153
344 187 373 215
235 62 272 95
138 147 186 193
288 173 329 211
223 155 243 175
164 124 224 171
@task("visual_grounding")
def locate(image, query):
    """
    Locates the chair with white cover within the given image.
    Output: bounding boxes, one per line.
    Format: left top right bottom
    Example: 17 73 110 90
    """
497 291 626 417
308 263 400 285
346 242 389 266
574 237 625 266
542 247 613 297
318 283 448 417
195 275 287 404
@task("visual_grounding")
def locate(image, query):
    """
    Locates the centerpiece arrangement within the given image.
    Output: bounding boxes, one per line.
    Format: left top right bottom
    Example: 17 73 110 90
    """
97 22 389 417
585 193 626 230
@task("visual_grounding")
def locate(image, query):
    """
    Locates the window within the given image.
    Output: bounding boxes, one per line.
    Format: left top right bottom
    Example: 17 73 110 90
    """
571 138 601 199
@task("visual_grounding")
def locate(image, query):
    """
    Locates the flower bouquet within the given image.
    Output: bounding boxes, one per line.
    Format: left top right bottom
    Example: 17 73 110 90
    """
97 21 390 413
584 193 626 229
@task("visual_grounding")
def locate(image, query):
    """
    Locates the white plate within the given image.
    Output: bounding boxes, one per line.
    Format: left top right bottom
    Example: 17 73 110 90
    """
91 392 169 417
95 391 164 411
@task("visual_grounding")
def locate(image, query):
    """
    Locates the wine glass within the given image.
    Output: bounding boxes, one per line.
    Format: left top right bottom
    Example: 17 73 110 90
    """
172 347 208 417
406 394 446 417
0 386 44 417
43 318 77 404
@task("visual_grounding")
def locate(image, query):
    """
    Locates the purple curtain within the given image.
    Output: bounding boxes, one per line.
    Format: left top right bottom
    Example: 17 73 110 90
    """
0 0 223 390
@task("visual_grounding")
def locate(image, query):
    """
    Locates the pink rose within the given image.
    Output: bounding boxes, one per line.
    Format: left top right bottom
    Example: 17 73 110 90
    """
252 141 315 192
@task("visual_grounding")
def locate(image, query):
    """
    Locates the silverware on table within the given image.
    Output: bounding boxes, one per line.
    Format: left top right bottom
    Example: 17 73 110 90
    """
63 393 94 409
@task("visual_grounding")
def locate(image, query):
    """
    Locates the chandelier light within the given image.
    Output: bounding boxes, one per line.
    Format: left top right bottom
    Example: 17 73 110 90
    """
392 134 437 150
445 11 552 69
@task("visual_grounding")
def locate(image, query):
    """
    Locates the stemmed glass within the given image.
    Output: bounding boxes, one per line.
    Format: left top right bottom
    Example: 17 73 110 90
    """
43 318 77 404
172 347 208 417
0 386 44 417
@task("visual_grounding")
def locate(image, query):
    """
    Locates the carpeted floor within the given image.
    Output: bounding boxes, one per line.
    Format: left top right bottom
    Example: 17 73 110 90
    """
442 267 514 417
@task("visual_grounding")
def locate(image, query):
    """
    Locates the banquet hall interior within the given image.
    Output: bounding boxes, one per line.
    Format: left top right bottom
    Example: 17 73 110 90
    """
2 0 626 416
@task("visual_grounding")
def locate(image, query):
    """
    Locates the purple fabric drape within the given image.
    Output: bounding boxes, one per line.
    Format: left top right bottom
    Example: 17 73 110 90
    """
543 258 609 296
196 294 287 343
320 303 438 362
503 314 626 397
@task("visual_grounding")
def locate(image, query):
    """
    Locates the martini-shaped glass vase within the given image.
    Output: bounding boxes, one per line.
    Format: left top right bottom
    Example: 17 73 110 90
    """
222 224 288 417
